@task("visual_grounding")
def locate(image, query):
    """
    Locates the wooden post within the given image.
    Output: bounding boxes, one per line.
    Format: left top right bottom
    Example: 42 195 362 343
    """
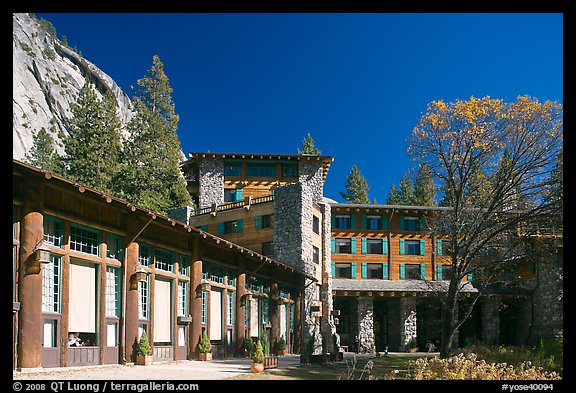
59 222 70 367
292 290 302 355
17 179 44 369
189 237 202 359
269 281 280 354
123 240 140 363
235 256 246 356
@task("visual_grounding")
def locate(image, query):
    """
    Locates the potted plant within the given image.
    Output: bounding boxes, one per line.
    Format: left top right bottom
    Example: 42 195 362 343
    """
250 340 265 373
244 336 256 358
277 335 287 356
136 331 153 365
198 330 212 361
408 337 418 353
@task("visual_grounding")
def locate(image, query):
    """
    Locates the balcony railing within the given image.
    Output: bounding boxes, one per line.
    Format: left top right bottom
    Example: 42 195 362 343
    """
191 195 275 217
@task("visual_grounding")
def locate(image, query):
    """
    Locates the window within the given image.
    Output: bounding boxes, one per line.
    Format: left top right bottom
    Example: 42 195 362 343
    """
366 215 382 231
247 163 276 177
202 262 208 281
220 220 242 234
227 291 234 325
178 282 188 316
138 278 149 319
405 264 422 280
403 216 421 231
210 265 224 284
335 263 353 279
179 255 189 276
42 255 61 313
106 234 123 261
404 240 422 255
70 225 100 256
43 319 58 348
201 290 208 324
438 265 454 281
227 270 236 287
281 163 298 178
262 242 274 257
262 298 269 325
334 215 351 229
43 216 63 247
367 264 383 279
313 246 320 263
224 163 242 176
255 214 273 230
155 248 174 272
366 239 383 254
335 238 352 254
105 267 120 317
313 216 320 234
224 188 243 202
138 244 151 267
439 240 452 256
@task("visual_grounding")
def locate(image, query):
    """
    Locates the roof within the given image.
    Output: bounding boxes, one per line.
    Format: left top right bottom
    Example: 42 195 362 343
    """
183 152 334 182
331 203 451 212
332 278 478 293
13 159 316 282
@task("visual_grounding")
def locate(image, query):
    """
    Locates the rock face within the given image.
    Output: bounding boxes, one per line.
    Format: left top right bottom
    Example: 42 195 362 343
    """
13 13 133 161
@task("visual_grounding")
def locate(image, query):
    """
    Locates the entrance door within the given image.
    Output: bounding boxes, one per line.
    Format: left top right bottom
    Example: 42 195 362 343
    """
373 301 388 352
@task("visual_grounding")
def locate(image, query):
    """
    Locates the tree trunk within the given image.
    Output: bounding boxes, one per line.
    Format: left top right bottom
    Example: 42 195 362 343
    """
440 280 459 358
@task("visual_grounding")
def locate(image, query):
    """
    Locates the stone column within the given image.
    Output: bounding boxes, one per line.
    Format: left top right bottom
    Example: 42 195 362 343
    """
357 297 375 354
481 295 500 345
399 296 418 351
189 237 203 359
234 256 246 356
17 179 44 369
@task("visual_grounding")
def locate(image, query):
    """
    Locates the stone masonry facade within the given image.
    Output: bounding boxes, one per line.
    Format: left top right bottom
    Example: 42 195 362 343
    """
198 157 224 208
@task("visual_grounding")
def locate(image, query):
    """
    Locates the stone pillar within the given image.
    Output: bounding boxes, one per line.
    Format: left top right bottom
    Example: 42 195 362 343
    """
481 295 500 345
234 256 246 356
198 158 224 208
189 237 203 359
399 297 418 351
269 281 280 353
357 297 375 354
17 179 44 369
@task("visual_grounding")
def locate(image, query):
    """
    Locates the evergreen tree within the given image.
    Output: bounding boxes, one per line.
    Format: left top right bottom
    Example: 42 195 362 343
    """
413 162 437 206
63 79 122 194
297 133 322 155
24 127 61 173
398 173 415 205
339 165 370 204
385 182 402 205
115 55 192 214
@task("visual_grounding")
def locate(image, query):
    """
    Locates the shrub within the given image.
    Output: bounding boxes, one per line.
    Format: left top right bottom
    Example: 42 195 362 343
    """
198 330 211 353
137 332 152 356
244 336 256 356
251 340 265 364
260 334 270 356
278 335 287 351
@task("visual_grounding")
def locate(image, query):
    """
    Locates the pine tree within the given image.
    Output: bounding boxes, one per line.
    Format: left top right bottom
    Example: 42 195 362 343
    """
398 173 415 205
297 133 322 155
339 165 370 204
63 79 122 194
385 182 402 205
115 55 192 214
413 162 437 206
24 127 61 173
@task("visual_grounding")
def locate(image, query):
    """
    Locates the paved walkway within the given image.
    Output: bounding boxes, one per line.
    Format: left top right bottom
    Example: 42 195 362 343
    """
13 355 303 380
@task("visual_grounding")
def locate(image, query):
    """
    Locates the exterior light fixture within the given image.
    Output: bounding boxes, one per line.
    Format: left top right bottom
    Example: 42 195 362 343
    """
200 279 211 291
132 265 148 283
34 242 51 265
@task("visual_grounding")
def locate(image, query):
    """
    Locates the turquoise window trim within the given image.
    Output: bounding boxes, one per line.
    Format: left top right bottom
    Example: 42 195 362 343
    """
399 264 405 279
255 216 263 230
351 214 357 229
382 238 389 254
420 264 426 280
399 239 405 255
331 262 336 278
235 188 244 202
351 263 356 279
437 239 443 256
420 240 426 256
361 238 367 254
361 214 367 230
330 238 336 253
361 263 367 279
155 248 175 272
217 222 225 235
236 219 243 233
350 238 356 254
399 214 405 231
437 264 443 280
383 263 389 279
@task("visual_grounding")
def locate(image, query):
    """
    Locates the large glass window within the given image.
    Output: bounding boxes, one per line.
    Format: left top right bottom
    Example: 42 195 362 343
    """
224 189 243 202
70 225 100 256
227 291 235 326
366 215 382 230
42 255 61 313
178 282 188 316
405 240 421 255
247 163 276 177
105 267 120 317
366 239 383 254
335 263 352 279
43 216 63 247
224 163 242 176
405 264 422 280
201 290 208 324
403 216 420 231
155 248 174 272
138 244 151 267
335 238 352 254
367 264 383 279
334 215 351 229
255 214 273 230
106 234 123 261
210 265 224 284
179 255 189 276
138 278 149 319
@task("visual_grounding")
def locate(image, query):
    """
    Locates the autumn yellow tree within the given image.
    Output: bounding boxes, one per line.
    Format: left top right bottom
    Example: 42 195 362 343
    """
408 96 563 357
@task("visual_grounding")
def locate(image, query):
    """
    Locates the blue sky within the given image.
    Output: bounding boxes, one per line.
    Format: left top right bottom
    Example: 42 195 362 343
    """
36 13 563 202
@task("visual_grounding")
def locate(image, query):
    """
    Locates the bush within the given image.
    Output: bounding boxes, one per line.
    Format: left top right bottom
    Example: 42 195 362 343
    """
260 334 270 356
278 335 287 351
244 336 256 356
198 330 211 353
251 340 265 364
137 332 152 356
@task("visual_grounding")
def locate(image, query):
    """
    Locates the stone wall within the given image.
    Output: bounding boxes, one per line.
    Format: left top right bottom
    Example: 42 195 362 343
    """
167 205 194 225
357 297 375 353
481 295 500 345
198 158 224 208
399 297 418 351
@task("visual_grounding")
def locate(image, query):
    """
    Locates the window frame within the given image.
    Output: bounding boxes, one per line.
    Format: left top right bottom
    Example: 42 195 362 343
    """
335 263 353 279
246 163 277 177
281 163 298 178
105 266 120 317
155 248 175 272
106 234 123 261
366 215 382 231
334 215 351 229
405 240 421 256
43 216 64 248
312 215 320 234
335 238 352 254
366 239 383 254
69 224 101 256
42 254 62 314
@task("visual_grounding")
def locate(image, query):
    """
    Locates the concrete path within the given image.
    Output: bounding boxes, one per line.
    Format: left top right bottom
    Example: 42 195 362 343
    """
13 355 302 380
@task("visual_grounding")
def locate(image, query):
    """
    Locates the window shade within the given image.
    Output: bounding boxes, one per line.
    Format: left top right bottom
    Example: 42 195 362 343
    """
69 263 96 333
154 279 172 343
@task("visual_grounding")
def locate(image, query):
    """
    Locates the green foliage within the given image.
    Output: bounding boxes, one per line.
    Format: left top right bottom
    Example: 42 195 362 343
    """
260 335 270 356
137 331 152 356
297 133 321 155
409 338 418 349
386 183 402 204
339 164 370 204
18 40 34 55
251 340 265 364
114 55 192 214
244 336 256 356
42 47 56 60
37 17 57 37
278 335 287 351
413 162 437 206
24 127 61 173
198 330 211 353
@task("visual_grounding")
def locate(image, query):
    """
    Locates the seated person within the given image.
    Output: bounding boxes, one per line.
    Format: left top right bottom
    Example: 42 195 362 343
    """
68 332 82 347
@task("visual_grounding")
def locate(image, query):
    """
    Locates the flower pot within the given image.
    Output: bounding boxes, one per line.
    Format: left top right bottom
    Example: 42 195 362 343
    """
136 355 153 365
409 348 417 353
250 362 264 373
199 352 212 361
